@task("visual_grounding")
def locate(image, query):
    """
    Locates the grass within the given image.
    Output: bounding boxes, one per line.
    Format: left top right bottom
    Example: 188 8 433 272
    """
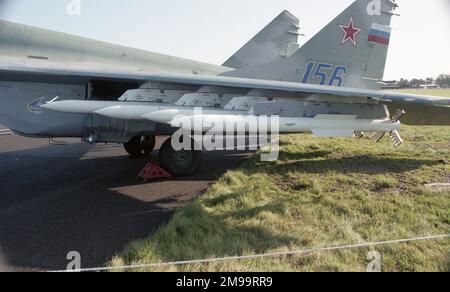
396 88 450 97
110 125 450 272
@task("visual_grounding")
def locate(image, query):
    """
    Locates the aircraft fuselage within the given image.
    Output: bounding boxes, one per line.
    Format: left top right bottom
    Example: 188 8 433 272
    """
0 20 231 142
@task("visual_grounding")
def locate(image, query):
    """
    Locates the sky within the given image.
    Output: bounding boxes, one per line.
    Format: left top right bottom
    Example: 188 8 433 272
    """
0 0 449 80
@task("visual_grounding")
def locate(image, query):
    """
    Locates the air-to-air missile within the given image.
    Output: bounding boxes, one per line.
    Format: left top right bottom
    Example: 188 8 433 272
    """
42 100 400 137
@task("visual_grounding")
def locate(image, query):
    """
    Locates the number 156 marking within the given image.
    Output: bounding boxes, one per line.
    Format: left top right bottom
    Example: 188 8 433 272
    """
301 62 348 87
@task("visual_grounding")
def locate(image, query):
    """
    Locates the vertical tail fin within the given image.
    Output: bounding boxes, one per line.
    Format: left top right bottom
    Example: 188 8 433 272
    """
223 10 300 69
223 0 398 90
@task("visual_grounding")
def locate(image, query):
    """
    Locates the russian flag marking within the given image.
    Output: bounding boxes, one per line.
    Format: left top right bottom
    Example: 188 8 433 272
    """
368 23 391 45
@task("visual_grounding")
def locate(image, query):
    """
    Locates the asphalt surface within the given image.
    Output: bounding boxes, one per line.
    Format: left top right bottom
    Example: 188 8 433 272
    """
0 128 252 271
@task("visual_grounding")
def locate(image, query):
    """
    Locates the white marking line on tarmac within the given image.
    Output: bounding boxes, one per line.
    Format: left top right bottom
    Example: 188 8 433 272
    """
0 132 13 136
50 233 450 272
0 130 13 135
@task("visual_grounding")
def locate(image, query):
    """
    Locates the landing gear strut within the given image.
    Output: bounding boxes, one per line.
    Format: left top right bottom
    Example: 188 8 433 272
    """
124 135 156 157
159 138 202 176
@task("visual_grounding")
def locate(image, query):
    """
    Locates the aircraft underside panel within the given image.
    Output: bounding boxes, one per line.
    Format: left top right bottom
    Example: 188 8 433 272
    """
0 81 86 137
85 114 159 143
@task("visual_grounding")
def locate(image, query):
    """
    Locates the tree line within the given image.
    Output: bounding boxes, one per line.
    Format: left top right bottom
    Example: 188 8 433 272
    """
393 74 450 88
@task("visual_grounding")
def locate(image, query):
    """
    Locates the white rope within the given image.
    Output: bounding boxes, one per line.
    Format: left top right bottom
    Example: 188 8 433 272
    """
51 233 450 272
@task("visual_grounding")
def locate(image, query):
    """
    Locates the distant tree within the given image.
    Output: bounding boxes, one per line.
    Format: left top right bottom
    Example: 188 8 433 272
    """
410 78 426 88
398 78 410 88
436 74 450 87
386 74 449 89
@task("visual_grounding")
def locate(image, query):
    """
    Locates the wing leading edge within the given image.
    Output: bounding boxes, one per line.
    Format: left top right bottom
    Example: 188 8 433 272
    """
1 59 449 108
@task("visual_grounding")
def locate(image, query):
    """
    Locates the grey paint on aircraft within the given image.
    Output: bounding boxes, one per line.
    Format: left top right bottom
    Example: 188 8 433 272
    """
223 10 300 69
222 0 396 90
0 0 449 143
0 19 230 76
0 81 86 137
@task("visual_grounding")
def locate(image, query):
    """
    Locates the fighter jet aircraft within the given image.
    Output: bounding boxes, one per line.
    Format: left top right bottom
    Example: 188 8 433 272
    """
0 0 449 176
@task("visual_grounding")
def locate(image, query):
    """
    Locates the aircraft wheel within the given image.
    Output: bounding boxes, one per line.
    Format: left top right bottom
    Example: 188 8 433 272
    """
159 138 202 176
124 135 156 157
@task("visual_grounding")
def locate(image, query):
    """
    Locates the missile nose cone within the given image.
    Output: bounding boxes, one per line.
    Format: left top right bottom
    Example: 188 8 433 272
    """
142 109 180 124
40 100 116 114
40 100 72 112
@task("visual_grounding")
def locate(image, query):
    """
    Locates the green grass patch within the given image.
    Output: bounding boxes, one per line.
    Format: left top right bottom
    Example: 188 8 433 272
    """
396 88 450 97
110 126 450 272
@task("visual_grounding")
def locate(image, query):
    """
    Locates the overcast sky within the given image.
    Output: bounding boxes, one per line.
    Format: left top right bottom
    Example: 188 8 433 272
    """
0 0 449 80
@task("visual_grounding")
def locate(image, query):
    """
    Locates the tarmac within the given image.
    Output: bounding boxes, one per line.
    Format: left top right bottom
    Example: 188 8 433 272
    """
0 127 251 271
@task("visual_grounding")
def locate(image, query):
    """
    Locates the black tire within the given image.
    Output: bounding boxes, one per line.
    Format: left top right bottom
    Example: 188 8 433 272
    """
124 136 156 157
159 138 202 176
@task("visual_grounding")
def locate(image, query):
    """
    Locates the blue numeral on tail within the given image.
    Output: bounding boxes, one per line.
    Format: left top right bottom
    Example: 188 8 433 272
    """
302 62 315 84
314 63 333 85
329 66 347 86
301 62 347 87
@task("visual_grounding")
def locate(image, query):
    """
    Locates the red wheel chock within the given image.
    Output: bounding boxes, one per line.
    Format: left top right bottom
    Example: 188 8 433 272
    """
138 162 172 182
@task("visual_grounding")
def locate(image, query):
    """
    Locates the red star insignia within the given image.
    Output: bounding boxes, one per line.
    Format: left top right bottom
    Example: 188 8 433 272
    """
339 17 362 47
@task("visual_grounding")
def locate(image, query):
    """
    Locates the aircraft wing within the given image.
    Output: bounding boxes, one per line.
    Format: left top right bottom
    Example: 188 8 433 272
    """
1 59 449 108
